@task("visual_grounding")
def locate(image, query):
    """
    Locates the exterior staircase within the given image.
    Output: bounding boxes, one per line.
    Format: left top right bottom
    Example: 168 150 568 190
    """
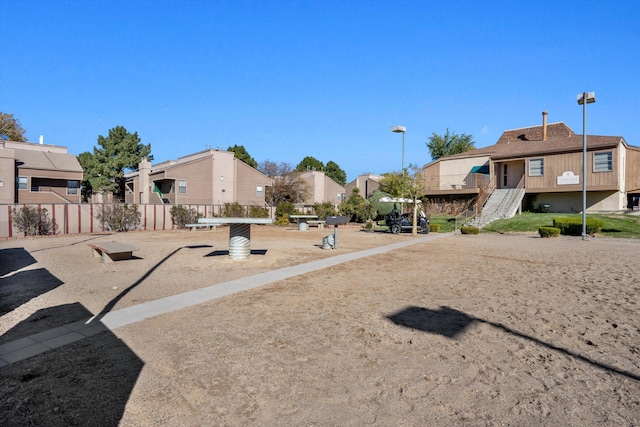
471 187 525 228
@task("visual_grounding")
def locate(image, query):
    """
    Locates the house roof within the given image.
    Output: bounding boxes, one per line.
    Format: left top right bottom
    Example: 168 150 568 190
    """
438 122 626 163
15 148 83 173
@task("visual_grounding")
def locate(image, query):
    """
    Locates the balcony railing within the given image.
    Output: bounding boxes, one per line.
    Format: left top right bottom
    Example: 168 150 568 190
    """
424 173 491 192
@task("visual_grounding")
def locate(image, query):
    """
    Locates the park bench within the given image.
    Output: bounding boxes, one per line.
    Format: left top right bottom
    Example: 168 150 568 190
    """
88 242 138 263
307 220 326 229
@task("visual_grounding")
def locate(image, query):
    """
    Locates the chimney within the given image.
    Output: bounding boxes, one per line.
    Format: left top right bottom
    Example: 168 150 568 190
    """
542 111 548 141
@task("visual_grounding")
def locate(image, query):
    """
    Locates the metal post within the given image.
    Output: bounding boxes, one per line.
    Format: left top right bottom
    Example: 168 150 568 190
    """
401 130 405 202
582 93 587 240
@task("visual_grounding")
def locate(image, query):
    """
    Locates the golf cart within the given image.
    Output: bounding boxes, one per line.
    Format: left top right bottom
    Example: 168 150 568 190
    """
380 197 430 234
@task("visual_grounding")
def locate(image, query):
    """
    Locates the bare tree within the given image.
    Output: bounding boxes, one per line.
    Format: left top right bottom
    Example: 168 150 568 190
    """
259 160 310 206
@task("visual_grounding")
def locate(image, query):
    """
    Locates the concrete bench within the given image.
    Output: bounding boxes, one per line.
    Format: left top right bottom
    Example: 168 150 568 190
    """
307 220 326 229
185 223 218 231
289 215 319 231
88 242 138 263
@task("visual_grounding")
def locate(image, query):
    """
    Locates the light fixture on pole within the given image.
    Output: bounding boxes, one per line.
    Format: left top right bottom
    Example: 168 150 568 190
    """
391 125 406 201
577 91 595 241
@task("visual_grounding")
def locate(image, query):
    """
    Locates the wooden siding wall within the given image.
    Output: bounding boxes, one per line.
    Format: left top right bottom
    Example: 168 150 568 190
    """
525 149 619 192
0 203 276 239
626 147 640 192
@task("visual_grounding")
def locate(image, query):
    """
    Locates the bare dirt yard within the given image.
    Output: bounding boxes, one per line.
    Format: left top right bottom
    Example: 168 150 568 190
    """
1 225 639 426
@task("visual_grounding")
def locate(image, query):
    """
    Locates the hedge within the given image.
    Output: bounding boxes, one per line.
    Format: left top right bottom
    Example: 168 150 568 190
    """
553 217 603 236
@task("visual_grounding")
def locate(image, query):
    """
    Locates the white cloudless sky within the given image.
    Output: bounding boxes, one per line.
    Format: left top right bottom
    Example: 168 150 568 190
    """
1 0 639 182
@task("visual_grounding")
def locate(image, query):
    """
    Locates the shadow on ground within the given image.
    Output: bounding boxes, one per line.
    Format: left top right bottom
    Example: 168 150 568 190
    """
387 305 640 382
0 248 64 316
0 303 144 426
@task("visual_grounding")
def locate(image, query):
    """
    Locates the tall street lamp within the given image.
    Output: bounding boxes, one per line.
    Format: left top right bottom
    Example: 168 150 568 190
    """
577 91 595 241
391 125 406 201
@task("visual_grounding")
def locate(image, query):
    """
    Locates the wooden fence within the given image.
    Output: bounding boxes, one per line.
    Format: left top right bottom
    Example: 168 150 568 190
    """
0 203 278 239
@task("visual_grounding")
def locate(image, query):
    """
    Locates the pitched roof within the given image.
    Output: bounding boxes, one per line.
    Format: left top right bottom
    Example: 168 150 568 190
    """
441 122 625 162
15 149 83 173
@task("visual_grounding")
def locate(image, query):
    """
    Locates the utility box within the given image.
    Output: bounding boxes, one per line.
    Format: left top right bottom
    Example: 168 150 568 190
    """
325 216 347 225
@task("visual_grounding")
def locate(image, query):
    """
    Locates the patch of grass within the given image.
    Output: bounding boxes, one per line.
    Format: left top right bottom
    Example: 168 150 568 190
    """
429 215 457 233
482 212 640 238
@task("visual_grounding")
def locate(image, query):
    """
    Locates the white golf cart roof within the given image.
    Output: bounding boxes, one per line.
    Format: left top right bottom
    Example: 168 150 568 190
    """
378 197 422 204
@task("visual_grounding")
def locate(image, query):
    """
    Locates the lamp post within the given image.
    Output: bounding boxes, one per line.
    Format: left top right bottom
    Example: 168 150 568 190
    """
577 91 596 241
391 125 406 201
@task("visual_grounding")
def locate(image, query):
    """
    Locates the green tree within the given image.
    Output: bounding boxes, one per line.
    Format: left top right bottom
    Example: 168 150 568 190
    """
227 144 258 168
339 187 375 223
325 160 347 186
427 129 475 160
378 171 404 198
79 126 152 200
258 160 310 206
0 112 27 141
296 156 324 172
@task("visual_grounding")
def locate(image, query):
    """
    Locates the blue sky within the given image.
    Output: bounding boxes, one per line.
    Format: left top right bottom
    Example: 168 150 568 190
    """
1 0 639 182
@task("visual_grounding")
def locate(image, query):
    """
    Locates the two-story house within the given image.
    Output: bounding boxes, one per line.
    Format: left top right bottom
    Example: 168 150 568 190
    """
124 148 272 207
422 113 640 220
0 139 83 204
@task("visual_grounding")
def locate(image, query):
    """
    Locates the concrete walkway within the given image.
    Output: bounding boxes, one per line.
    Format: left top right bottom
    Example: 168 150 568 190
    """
0 232 451 367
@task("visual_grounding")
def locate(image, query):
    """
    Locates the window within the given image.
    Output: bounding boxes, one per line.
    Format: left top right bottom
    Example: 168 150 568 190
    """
256 186 263 197
178 179 187 194
594 151 612 172
529 158 544 176
17 176 27 190
67 180 79 195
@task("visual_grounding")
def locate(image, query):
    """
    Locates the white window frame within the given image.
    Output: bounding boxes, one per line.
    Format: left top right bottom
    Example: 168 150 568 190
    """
178 179 187 194
17 176 27 190
593 151 612 172
256 186 263 197
529 158 544 177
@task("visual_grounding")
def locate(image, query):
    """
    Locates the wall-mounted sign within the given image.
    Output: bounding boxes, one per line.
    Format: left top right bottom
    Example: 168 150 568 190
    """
557 171 579 185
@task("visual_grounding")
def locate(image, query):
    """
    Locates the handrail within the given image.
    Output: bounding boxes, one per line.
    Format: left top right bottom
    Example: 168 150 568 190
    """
475 176 496 217
495 176 525 218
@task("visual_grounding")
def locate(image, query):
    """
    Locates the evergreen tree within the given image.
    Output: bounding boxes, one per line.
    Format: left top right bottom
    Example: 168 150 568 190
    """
325 160 347 186
296 156 324 172
227 144 258 168
78 126 151 200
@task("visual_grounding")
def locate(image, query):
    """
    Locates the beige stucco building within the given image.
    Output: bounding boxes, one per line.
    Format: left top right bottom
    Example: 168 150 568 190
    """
124 149 272 206
0 140 83 204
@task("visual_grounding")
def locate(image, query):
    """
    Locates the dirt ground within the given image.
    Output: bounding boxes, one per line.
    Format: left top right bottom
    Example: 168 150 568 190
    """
1 225 639 426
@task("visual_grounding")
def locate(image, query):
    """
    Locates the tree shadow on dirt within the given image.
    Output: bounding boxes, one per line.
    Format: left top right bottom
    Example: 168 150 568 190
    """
387 305 640 382
0 303 144 426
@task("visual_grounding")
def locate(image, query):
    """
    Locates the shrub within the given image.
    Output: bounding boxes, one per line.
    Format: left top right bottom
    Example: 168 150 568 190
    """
275 214 290 226
312 202 337 220
538 226 560 238
460 225 479 235
430 223 441 233
553 217 604 236
248 205 269 218
222 202 245 217
170 205 202 228
12 206 58 236
96 203 141 232
275 202 297 219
